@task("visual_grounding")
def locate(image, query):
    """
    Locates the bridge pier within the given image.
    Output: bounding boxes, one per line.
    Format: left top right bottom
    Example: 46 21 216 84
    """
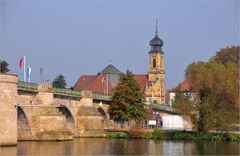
0 74 18 146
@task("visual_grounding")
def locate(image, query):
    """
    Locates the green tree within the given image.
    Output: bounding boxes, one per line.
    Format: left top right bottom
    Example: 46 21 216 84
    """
108 70 148 122
0 60 10 73
52 75 67 88
174 46 239 132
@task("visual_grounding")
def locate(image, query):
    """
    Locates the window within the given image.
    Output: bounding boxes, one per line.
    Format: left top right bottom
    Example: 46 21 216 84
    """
153 58 156 68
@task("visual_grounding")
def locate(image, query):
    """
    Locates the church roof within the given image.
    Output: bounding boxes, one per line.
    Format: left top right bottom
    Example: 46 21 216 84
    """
149 19 164 53
149 34 164 47
74 74 148 94
99 64 122 75
74 64 148 94
74 74 111 94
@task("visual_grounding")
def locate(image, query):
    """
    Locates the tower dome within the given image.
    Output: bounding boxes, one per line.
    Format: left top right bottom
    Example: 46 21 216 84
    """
149 34 164 47
149 20 164 53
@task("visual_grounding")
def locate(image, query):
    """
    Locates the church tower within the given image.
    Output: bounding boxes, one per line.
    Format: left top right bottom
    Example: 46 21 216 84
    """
146 20 165 104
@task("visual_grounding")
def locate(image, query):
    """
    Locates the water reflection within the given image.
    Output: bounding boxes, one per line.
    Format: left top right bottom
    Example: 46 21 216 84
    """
0 138 239 155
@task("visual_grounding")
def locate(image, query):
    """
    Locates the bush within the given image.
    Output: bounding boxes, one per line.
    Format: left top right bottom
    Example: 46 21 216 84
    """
106 131 240 142
140 132 153 139
211 134 223 141
152 128 165 139
226 134 240 141
107 132 129 138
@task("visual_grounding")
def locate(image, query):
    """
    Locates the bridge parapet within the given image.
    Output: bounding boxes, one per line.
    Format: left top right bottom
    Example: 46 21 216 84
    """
38 84 52 92
18 81 38 91
54 87 81 97
151 103 179 114
92 92 112 101
17 81 115 101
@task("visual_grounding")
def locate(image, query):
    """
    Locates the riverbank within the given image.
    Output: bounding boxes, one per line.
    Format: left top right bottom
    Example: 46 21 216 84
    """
106 129 240 141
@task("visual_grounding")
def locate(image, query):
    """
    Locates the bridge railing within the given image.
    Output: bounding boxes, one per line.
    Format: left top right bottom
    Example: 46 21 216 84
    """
92 92 112 101
18 81 38 90
53 87 81 97
151 103 179 113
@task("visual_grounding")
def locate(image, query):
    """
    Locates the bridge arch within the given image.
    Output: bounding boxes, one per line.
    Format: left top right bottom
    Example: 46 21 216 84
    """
17 106 32 139
56 105 75 133
97 107 110 128
97 107 107 119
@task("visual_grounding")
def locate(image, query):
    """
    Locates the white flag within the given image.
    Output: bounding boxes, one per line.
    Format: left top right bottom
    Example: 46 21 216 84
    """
27 66 32 82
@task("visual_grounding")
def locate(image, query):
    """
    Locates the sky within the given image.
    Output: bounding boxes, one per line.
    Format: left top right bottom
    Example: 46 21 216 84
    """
1 0 239 90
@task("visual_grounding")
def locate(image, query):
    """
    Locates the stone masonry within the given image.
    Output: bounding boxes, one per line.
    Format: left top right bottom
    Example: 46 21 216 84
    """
0 74 18 146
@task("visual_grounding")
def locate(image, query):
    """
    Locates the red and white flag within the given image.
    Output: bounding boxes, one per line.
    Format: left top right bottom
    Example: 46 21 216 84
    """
19 56 26 82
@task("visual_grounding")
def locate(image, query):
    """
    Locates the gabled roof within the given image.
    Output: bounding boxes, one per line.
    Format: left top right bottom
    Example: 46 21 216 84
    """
74 75 111 94
85 75 112 94
170 79 192 92
74 64 148 94
99 64 122 75
74 75 96 91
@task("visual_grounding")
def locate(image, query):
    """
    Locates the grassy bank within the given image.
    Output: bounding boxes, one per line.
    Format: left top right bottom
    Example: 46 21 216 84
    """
106 129 240 141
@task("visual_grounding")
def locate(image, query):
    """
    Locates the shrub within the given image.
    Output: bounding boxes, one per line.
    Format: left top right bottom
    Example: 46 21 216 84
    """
211 134 223 141
226 134 240 141
107 132 129 138
140 132 153 139
152 128 165 139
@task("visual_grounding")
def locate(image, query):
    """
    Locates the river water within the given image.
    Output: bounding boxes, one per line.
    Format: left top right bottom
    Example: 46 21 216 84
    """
0 138 239 155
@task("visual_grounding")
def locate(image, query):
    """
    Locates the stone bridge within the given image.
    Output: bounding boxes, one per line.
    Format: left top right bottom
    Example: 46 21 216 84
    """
0 74 112 146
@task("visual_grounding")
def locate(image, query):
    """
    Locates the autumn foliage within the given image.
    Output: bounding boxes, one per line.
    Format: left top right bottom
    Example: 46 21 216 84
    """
173 46 239 132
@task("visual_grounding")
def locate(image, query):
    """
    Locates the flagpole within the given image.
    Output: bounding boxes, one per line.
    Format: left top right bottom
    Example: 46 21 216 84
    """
106 74 108 94
23 55 26 82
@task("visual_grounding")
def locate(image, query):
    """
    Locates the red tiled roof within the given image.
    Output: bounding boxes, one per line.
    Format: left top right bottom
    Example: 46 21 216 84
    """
74 75 96 91
85 75 112 94
170 79 191 92
133 74 148 93
74 75 111 94
74 74 148 94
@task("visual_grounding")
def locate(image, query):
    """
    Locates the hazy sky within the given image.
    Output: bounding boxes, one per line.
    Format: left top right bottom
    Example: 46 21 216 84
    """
1 0 239 90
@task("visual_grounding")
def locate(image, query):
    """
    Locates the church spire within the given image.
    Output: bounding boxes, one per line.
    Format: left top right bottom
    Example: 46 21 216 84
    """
155 19 158 34
149 19 164 52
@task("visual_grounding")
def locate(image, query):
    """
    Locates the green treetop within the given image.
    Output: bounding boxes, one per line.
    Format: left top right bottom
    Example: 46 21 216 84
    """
0 60 10 73
108 70 148 122
52 75 67 88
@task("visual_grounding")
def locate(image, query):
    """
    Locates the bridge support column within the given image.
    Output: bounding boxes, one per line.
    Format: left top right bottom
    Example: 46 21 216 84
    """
0 74 18 146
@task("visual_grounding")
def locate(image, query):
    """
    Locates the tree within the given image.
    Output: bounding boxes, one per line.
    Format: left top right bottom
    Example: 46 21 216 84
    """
52 75 67 88
210 46 239 65
108 70 148 122
173 46 239 132
173 91 198 130
0 60 10 73
186 62 238 131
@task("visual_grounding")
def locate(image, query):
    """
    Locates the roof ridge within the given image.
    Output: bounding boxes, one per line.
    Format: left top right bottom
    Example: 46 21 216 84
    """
100 64 122 74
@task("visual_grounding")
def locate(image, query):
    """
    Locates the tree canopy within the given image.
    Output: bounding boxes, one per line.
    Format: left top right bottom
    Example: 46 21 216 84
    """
173 46 239 132
210 45 239 65
52 75 67 88
0 60 10 73
108 70 148 122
